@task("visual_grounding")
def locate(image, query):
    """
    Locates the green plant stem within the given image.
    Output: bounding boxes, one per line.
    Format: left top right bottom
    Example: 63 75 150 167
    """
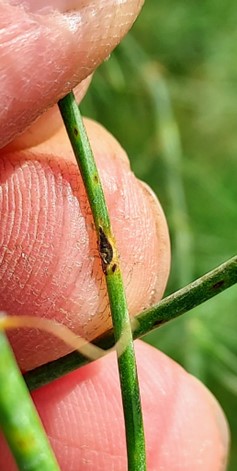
24 255 237 390
0 332 60 471
58 92 146 471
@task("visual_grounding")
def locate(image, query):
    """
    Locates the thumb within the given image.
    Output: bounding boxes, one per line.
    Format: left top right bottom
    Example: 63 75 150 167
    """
0 0 144 148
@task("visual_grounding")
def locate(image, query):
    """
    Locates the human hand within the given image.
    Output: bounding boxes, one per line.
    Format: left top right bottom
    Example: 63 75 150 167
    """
0 2 229 470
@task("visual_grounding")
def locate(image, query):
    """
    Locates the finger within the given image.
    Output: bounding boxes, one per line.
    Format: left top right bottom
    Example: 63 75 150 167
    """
0 0 144 148
0 118 170 370
5 77 93 151
0 341 229 471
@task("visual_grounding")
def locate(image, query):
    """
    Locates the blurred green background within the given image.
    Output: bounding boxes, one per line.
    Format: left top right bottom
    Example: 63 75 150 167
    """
81 1 237 468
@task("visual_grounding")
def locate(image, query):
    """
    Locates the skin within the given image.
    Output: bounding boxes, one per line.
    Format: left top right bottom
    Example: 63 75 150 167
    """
0 1 229 470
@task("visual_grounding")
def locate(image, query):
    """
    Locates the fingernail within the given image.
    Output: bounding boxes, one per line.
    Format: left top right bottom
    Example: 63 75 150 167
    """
138 180 164 217
206 389 229 469
139 180 171 253
193 377 229 470
138 180 171 302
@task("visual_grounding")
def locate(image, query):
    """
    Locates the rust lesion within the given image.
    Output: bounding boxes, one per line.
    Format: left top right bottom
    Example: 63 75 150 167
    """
99 227 114 274
212 280 225 290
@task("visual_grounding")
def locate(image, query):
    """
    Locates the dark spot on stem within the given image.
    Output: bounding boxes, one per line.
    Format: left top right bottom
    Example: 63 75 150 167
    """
99 227 113 274
212 280 225 290
73 127 79 137
112 264 117 273
154 319 166 328
94 175 98 183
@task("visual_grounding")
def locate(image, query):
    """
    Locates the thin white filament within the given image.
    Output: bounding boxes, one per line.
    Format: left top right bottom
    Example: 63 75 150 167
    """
0 312 140 361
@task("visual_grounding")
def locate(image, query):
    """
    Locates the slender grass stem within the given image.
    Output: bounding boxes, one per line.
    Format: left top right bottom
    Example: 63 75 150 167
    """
0 332 60 471
24 255 237 390
58 92 146 471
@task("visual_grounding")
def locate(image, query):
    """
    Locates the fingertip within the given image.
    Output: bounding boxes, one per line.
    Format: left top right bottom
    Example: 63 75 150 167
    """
0 0 144 147
0 118 170 370
5 77 93 152
0 341 229 470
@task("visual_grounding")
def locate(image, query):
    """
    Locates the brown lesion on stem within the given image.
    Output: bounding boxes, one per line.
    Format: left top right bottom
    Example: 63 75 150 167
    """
99 227 114 274
212 280 225 290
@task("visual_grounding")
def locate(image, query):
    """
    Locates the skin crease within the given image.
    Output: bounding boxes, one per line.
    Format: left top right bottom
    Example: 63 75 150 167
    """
0 1 229 470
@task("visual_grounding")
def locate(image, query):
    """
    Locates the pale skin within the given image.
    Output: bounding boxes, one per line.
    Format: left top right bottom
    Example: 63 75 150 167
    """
0 1 229 470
